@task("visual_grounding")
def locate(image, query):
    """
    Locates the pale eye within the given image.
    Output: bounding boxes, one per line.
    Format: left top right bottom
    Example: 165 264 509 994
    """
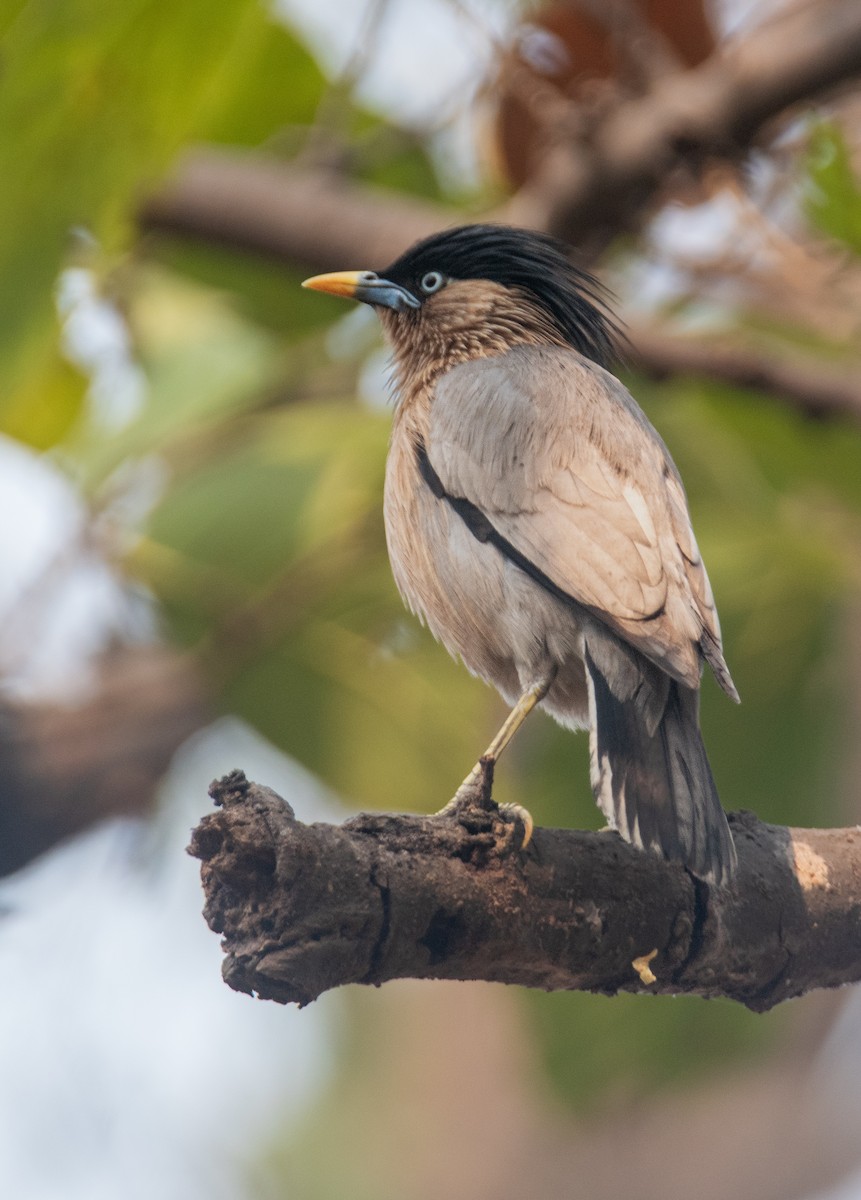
420 271 445 294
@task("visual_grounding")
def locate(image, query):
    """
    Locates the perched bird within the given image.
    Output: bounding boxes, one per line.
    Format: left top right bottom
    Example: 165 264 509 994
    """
303 224 738 884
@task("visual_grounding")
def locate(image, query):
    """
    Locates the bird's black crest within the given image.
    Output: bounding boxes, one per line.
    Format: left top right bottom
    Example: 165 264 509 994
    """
380 224 620 368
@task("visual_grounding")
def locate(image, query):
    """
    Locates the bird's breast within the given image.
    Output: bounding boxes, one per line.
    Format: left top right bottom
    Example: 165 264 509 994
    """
383 407 589 721
384 417 513 685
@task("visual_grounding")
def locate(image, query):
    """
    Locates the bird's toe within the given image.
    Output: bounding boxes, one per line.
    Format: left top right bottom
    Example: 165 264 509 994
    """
496 801 534 848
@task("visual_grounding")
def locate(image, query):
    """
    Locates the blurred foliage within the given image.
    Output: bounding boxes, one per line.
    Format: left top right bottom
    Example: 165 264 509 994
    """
4 0 861 1151
3 0 445 441
0 0 286 427
529 990 784 1110
806 118 861 254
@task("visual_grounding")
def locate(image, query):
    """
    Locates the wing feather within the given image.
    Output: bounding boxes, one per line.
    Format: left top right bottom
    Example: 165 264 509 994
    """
426 344 736 696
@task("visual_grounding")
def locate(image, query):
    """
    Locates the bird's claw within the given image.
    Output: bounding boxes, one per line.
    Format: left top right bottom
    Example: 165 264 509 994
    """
434 754 533 848
496 802 534 848
434 788 534 850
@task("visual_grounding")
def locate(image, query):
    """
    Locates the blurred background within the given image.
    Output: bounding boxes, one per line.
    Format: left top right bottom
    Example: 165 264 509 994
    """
2 0 861 1196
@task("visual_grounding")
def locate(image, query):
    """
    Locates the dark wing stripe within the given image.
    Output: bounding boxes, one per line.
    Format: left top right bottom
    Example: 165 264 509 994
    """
416 441 664 624
417 441 585 606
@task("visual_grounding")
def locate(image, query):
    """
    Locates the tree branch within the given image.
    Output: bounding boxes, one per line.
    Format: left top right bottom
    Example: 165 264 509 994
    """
629 328 861 422
141 1 861 259
189 770 861 1012
139 155 861 426
509 0 861 245
139 153 448 273
0 647 207 876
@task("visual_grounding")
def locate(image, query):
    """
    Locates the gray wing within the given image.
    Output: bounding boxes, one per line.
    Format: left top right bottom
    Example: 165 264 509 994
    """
426 344 737 697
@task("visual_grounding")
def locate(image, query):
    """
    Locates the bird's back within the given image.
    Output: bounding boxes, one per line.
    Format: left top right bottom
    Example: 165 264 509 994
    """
408 344 735 698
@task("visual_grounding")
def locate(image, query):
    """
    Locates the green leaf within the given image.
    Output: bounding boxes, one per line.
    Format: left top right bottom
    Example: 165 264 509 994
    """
196 15 325 147
64 267 281 486
0 342 86 450
805 118 861 254
0 0 320 442
143 237 339 337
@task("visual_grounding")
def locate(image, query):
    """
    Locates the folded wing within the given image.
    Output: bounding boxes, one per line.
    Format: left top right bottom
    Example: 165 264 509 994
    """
426 344 737 698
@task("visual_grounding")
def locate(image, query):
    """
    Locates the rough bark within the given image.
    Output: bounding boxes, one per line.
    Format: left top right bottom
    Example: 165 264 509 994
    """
189 770 861 1012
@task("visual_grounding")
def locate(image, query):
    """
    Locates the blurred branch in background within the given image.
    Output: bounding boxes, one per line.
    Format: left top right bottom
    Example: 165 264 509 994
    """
140 154 445 275
0 646 206 876
507 0 861 246
141 0 861 257
630 327 861 423
141 154 861 425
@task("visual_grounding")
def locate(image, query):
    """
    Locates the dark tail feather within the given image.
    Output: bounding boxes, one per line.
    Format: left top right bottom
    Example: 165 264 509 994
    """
584 643 736 886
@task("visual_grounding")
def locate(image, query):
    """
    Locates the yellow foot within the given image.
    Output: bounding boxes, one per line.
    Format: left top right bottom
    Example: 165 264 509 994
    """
436 757 492 815
435 781 479 819
434 791 534 849
433 677 552 847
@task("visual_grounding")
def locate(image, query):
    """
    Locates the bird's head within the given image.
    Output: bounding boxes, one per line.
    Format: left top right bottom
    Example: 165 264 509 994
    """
302 224 618 380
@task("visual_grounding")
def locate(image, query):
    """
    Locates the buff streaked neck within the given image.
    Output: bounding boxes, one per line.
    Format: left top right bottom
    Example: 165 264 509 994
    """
379 278 570 411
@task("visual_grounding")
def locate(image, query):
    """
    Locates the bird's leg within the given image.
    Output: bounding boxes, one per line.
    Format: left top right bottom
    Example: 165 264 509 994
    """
439 674 555 845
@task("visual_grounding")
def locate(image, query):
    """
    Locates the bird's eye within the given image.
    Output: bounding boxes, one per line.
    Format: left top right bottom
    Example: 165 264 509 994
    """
420 271 445 294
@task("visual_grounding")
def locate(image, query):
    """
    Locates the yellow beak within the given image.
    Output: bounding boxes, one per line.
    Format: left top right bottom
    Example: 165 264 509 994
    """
301 270 420 312
301 270 367 300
